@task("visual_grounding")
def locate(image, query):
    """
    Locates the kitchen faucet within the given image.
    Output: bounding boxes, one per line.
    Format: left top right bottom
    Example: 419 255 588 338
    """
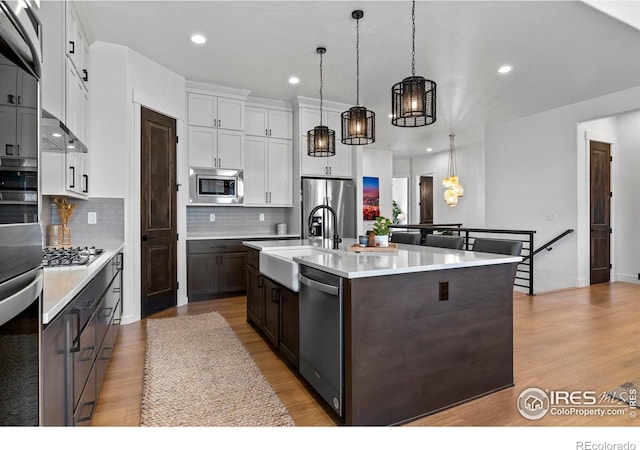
308 204 342 249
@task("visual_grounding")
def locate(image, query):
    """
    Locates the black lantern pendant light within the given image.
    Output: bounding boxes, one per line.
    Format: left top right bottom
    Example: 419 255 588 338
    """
341 10 375 145
308 47 336 157
391 1 436 127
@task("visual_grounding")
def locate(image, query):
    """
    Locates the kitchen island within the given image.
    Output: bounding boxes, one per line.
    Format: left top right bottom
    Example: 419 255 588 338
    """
244 238 521 426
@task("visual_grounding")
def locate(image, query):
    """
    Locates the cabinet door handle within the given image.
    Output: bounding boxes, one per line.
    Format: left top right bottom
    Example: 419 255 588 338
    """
271 287 279 303
7 94 15 104
257 275 263 288
269 129 272 136
265 192 268 203
69 166 75 188
17 95 21 105
265 129 268 136
328 166 332 175
82 69 88 82
70 310 81 353
5 144 14 155
82 174 88 193
218 158 221 167
69 40 75 54
218 119 221 127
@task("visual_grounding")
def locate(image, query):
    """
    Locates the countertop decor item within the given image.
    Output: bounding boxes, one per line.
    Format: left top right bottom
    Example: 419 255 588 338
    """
50 197 76 246
341 10 375 145
391 0 436 128
307 47 336 157
372 216 392 247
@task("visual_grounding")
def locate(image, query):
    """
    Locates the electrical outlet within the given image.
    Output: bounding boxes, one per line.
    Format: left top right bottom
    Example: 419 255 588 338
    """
259 213 264 221
209 213 215 222
87 212 97 224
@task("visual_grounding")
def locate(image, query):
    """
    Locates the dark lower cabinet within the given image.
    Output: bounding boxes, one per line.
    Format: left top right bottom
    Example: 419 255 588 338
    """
245 247 299 369
262 277 280 347
42 252 123 426
187 240 247 301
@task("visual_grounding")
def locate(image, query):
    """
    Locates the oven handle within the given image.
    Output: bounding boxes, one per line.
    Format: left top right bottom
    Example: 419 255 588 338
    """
0 267 42 327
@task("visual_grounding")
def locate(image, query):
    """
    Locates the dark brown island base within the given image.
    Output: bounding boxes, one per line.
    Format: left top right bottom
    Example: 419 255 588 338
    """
244 239 521 426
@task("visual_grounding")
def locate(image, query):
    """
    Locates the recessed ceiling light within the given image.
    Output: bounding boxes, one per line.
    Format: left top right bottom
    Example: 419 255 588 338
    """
52 133 62 138
67 145 75 149
498 65 512 74
288 76 300 85
426 148 433 152
191 34 206 44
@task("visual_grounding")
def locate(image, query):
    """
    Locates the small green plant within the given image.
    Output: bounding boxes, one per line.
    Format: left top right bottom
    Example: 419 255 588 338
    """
373 216 392 235
392 200 403 224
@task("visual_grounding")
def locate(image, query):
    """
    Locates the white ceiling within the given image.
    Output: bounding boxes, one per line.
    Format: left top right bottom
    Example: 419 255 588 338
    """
77 1 640 158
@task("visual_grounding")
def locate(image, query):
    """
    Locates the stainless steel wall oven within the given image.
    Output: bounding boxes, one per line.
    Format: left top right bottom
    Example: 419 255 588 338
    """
0 0 43 426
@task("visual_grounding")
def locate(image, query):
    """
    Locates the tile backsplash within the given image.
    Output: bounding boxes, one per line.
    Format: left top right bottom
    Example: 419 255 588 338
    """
187 206 291 237
42 196 124 247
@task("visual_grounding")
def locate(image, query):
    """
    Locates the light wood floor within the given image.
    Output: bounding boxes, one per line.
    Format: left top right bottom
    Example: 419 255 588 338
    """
91 282 639 427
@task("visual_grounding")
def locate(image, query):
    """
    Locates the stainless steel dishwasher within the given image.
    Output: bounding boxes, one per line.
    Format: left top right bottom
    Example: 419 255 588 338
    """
298 265 344 417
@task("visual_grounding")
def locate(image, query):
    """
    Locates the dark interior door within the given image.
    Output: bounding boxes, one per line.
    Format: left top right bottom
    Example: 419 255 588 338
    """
589 141 611 285
141 107 177 317
420 176 433 224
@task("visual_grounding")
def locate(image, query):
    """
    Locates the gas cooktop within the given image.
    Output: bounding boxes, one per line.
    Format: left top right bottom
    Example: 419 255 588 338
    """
42 246 104 268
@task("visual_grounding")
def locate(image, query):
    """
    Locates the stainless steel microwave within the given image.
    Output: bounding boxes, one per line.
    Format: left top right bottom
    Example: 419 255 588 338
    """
189 168 244 204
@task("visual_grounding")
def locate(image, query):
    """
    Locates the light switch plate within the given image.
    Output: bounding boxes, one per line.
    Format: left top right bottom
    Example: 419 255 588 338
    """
259 213 264 221
209 213 215 222
88 212 97 224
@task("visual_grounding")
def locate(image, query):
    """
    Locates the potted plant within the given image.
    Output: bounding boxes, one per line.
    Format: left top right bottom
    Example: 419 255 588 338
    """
373 216 392 247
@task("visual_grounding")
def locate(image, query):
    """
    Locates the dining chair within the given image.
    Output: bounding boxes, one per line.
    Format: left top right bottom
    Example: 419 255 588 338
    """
389 232 421 245
472 238 523 256
422 234 465 250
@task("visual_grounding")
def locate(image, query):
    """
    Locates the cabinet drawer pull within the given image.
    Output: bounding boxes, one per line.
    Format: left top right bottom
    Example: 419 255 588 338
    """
70 310 81 353
69 41 75 54
76 400 96 423
78 345 96 361
82 69 88 82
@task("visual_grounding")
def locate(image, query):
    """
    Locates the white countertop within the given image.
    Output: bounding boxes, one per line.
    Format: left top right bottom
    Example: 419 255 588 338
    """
244 238 522 279
188 234 300 240
42 243 124 325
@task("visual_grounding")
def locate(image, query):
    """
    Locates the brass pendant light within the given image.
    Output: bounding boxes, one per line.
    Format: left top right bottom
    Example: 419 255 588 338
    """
307 47 336 157
391 1 436 127
443 134 464 207
341 10 375 145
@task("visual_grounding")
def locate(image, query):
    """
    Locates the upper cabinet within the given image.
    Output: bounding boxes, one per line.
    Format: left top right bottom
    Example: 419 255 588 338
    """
298 104 352 178
245 106 292 140
188 93 244 131
40 0 90 146
244 100 293 206
186 89 247 169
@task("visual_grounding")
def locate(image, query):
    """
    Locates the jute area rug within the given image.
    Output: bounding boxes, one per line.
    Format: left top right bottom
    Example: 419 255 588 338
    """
141 311 295 427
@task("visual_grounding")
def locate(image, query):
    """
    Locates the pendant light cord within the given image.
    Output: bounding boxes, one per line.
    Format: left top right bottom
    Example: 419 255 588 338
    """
319 50 324 126
356 16 360 106
411 0 416 77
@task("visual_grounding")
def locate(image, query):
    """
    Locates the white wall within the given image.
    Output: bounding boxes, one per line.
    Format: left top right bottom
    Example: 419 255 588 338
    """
90 41 186 324
485 86 640 293
360 148 393 235
410 142 485 227
613 111 640 284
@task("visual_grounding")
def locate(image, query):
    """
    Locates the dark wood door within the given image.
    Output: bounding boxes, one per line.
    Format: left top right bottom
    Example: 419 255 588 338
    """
140 107 177 317
419 176 433 224
590 141 611 285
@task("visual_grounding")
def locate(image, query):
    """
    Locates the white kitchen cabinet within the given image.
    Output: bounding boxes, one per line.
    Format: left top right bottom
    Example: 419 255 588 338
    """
41 0 90 143
188 126 244 169
188 93 244 131
244 136 292 206
245 106 292 140
41 150 88 199
0 105 37 159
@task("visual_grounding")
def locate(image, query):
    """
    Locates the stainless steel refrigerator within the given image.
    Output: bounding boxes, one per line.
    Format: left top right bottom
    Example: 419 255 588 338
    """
302 178 356 240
